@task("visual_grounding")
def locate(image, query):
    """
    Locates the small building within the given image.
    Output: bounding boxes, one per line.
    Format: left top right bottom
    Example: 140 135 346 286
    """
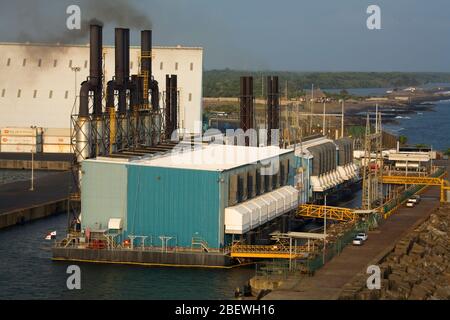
304 88 327 103
386 146 437 174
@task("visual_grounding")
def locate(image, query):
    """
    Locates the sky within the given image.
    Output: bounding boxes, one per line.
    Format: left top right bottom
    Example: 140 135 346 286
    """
1 0 450 72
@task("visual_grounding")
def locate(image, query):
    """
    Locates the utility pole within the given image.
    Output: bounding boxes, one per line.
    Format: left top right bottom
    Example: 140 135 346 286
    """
261 74 264 98
30 126 36 191
323 194 327 264
322 101 326 136
30 151 34 191
341 99 345 138
310 84 314 134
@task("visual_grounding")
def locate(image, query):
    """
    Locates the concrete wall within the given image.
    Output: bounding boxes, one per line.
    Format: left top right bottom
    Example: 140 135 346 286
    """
0 199 69 229
0 43 203 133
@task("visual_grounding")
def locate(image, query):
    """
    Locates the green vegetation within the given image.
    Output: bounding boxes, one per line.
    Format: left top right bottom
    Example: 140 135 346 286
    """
203 70 450 97
399 135 408 145
444 148 450 156
347 126 365 138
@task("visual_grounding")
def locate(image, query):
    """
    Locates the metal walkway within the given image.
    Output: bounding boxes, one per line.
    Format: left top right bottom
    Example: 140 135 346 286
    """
230 244 310 259
296 204 358 222
381 175 450 202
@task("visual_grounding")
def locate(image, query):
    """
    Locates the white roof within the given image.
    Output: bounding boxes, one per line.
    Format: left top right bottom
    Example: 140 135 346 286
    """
126 144 292 172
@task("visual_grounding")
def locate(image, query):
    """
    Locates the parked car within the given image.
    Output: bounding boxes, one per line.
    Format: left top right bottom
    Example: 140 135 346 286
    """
408 195 421 204
355 232 368 241
406 201 415 208
352 237 363 246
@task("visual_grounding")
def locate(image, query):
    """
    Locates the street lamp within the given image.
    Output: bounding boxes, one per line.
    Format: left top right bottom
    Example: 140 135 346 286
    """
30 126 37 191
71 67 81 98
323 194 327 264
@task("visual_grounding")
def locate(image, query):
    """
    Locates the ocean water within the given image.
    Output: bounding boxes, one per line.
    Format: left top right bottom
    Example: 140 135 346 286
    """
383 100 450 151
0 213 254 300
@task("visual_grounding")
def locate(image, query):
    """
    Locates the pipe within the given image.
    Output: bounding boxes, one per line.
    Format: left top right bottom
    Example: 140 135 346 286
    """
171 75 178 132
79 24 103 116
165 75 172 138
141 30 152 83
77 24 103 162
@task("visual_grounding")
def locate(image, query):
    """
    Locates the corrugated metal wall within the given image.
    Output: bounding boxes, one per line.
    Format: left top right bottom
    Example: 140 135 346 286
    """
81 161 128 231
126 165 222 248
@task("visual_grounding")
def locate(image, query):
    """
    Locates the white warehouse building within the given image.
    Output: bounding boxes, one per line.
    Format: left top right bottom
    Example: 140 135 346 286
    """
0 42 203 134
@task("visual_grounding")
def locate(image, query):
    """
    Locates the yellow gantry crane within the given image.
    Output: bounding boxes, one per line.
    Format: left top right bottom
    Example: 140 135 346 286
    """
296 204 359 222
381 175 450 202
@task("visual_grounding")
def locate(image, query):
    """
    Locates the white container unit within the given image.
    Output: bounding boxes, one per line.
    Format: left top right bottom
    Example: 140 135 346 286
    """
44 136 71 145
1 136 36 145
224 205 251 234
42 128 71 153
268 191 285 217
253 197 269 224
43 144 72 153
0 127 41 137
0 144 38 153
260 193 277 220
224 187 300 235
241 202 260 228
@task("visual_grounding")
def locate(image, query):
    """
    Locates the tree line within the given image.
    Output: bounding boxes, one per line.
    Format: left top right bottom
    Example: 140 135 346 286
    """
203 70 450 98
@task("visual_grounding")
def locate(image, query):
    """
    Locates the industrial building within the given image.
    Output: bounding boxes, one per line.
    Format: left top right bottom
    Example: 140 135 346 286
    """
0 41 203 134
293 135 359 202
80 144 298 250
50 24 363 267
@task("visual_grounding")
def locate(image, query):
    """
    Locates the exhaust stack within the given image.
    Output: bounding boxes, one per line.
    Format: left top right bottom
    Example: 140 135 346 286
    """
165 75 178 140
267 76 280 146
76 24 103 162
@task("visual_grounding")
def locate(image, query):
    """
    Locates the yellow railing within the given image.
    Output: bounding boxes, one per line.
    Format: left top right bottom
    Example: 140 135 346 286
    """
230 244 309 259
381 174 449 202
297 204 356 222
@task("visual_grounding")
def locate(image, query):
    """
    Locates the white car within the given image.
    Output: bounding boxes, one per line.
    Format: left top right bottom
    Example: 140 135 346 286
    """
406 201 415 208
408 195 421 204
352 238 363 246
355 232 368 241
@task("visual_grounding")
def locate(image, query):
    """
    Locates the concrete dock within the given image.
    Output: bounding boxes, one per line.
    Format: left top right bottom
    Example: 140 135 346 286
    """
0 152 73 170
264 186 443 300
0 170 74 229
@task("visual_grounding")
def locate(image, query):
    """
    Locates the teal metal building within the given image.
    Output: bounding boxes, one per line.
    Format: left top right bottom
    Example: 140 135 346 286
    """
80 144 299 249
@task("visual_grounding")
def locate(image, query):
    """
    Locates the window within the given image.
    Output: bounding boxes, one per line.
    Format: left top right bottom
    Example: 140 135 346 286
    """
1 89 5 97
22 59 27 67
130 61 133 69
49 90 53 99
33 90 37 98
17 89 21 98
190 62 194 71
6 58 11 66
188 93 192 101
38 59 42 67
69 60 73 68
84 60 88 68
53 60 57 67
160 62 163 70
65 91 69 99
175 62 178 70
